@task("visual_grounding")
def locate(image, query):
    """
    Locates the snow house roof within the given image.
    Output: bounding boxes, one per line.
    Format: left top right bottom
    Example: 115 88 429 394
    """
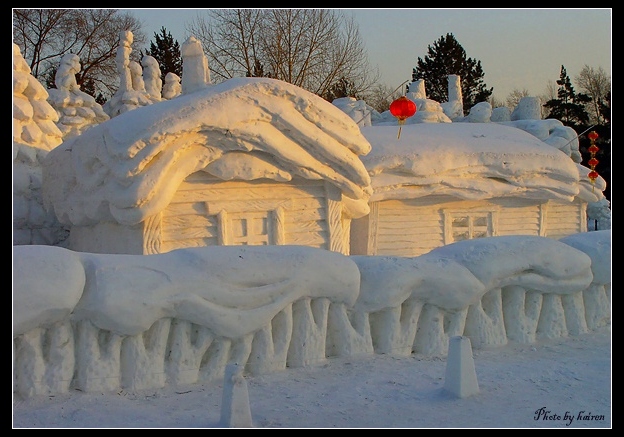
42 78 374 226
359 122 605 204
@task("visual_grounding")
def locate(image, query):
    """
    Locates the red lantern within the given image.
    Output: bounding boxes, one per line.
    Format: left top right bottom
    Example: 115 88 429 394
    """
389 96 417 139
586 130 600 191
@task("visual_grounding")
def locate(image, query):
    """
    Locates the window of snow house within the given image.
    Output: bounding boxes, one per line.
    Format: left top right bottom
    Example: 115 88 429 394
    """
443 210 495 244
216 207 285 246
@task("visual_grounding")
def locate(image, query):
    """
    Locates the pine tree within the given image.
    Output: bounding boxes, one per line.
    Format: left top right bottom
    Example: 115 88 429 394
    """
543 65 591 132
410 33 493 112
142 27 182 83
546 66 609 202
246 59 273 78
322 77 360 102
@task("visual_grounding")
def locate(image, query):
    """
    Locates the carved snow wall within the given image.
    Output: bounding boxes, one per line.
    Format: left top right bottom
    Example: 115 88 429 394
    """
13 232 610 399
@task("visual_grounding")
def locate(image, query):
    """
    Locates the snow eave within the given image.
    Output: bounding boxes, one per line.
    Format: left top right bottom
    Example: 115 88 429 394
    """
42 77 374 226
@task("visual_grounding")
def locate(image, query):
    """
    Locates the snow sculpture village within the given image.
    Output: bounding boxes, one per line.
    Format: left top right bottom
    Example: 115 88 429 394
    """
13 32 611 401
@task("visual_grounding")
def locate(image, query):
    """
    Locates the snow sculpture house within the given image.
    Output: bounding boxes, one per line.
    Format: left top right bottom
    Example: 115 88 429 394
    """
350 122 606 257
42 77 373 255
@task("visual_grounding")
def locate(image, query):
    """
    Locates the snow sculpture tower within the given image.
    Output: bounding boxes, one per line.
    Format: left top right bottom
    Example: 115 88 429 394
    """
103 31 154 118
13 43 68 246
142 55 163 102
442 74 464 120
181 36 211 95
47 53 110 140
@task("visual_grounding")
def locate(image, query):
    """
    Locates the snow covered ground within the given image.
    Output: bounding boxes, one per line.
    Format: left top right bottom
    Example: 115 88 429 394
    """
13 325 610 429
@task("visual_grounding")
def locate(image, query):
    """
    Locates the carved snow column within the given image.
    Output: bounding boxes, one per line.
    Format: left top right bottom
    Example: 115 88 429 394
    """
73 320 124 392
13 321 75 398
413 304 467 356
184 330 255 386
103 30 136 118
228 333 254 374
272 207 285 245
121 318 171 391
560 291 589 336
583 283 611 330
196 337 234 384
246 305 294 375
325 304 374 358
463 288 507 348
116 30 134 95
501 286 542 343
142 55 163 102
167 319 221 386
367 202 379 255
408 79 427 99
217 210 230 245
536 293 568 340
369 297 424 356
129 60 147 95
325 183 348 254
538 203 548 236
287 297 331 367
448 74 463 112
143 213 163 254
181 36 211 95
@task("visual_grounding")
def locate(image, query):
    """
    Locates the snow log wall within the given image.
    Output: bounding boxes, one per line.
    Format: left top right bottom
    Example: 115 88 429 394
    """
351 197 587 257
67 175 351 256
13 232 610 399
160 175 348 254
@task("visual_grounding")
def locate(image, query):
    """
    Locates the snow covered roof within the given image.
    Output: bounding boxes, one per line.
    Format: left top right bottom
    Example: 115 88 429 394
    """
360 122 605 204
42 77 373 226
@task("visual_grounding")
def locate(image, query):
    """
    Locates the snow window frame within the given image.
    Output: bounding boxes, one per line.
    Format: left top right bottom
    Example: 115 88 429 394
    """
215 206 286 246
443 208 498 244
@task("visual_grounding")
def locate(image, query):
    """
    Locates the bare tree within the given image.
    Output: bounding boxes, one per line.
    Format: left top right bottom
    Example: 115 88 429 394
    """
488 95 506 110
539 80 558 119
186 9 263 82
13 8 146 100
186 9 380 100
575 65 611 124
360 83 398 113
505 88 530 111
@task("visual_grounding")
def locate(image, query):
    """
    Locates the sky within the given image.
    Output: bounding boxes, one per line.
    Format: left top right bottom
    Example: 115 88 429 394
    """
14 38 611 429
123 8 612 101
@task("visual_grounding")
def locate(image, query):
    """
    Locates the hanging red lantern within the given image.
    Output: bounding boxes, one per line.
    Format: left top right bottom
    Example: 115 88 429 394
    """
586 130 600 191
389 96 417 139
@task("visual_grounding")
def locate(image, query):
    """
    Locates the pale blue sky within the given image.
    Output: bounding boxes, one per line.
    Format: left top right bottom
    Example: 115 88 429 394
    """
125 8 611 100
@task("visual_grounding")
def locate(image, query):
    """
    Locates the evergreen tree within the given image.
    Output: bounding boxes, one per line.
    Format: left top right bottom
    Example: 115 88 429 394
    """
322 77 360 102
143 27 182 83
546 66 609 203
543 65 591 132
246 59 273 78
410 33 493 112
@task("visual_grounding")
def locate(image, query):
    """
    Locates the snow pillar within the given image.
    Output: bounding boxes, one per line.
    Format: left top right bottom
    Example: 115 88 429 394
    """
220 363 253 428
181 36 210 95
408 79 426 99
447 75 462 102
443 336 479 398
